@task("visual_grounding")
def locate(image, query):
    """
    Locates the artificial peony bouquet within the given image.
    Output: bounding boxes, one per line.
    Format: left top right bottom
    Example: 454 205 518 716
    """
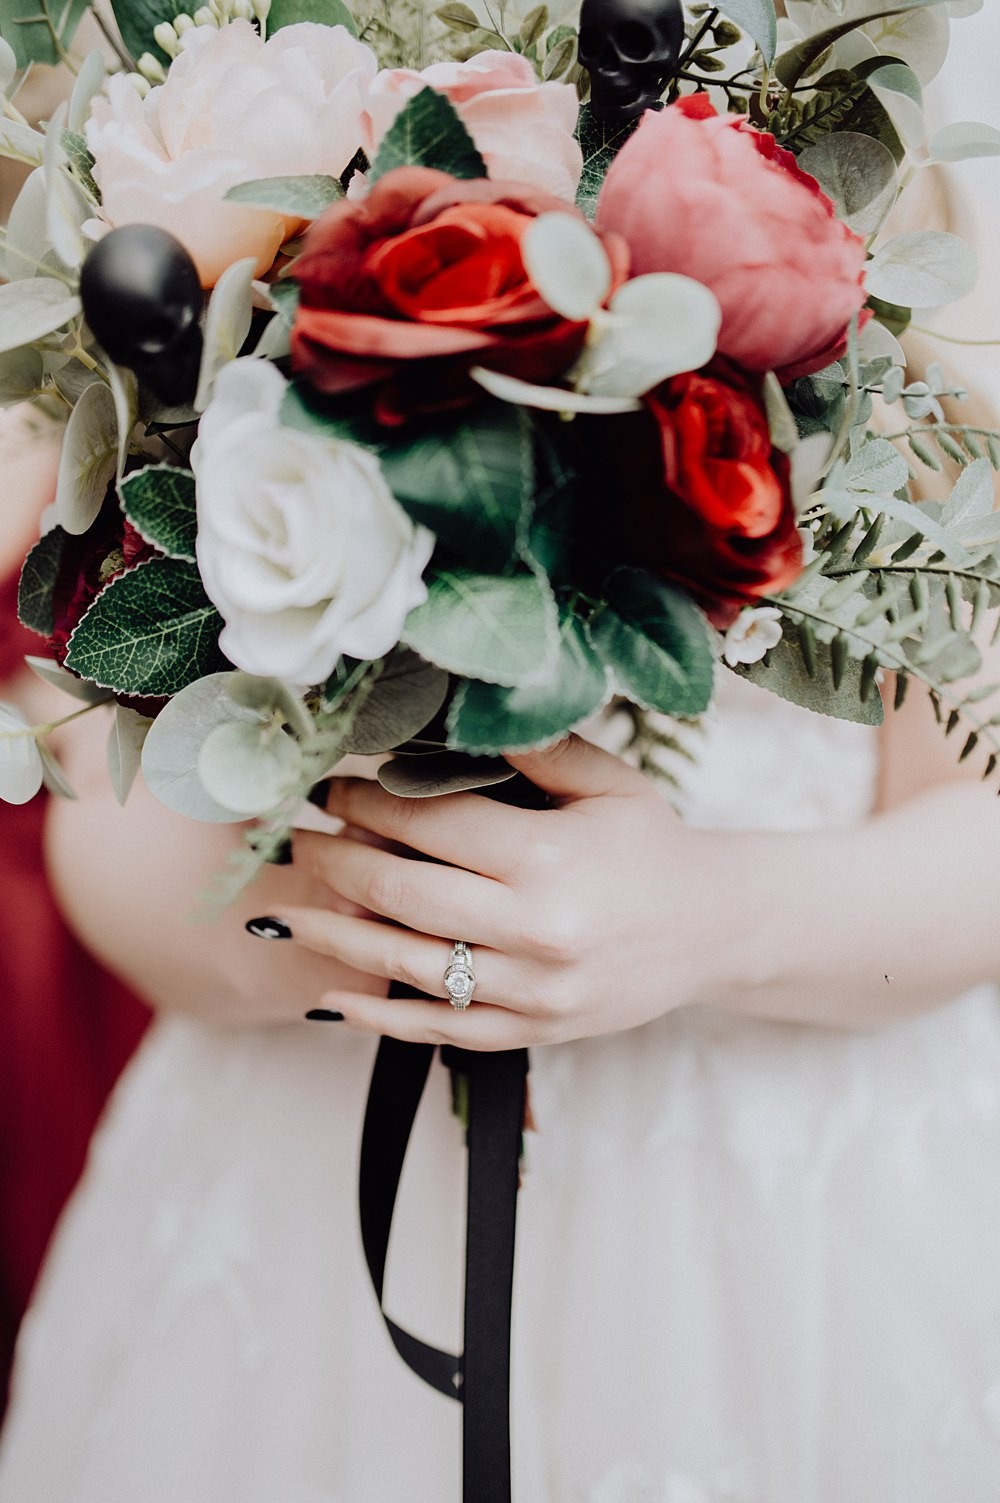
2 0 1000 879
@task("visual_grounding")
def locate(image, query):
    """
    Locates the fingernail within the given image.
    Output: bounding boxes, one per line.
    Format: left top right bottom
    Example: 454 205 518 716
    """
305 1008 344 1022
246 916 292 940
264 836 293 866
307 778 332 810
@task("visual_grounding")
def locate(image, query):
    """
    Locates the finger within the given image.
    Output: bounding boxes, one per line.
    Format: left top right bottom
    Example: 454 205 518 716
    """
324 991 544 1051
294 829 516 946
277 906 523 1007
505 733 641 804
323 778 534 880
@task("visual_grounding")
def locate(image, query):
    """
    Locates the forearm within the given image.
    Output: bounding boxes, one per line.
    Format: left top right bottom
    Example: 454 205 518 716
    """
704 780 1000 1029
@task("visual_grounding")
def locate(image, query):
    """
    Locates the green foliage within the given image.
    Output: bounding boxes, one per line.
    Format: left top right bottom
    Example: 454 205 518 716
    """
65 558 228 697
574 107 639 222
588 569 715 719
774 2 949 91
446 609 611 754
267 0 355 30
119 465 197 562
61 129 100 204
369 87 487 183
224 175 343 219
109 0 186 67
402 569 560 688
0 0 91 66
18 525 68 636
714 0 776 65
335 647 449 755
734 629 885 725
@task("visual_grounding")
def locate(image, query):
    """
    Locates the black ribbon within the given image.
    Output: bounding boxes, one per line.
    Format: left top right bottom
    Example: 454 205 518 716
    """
359 1026 529 1503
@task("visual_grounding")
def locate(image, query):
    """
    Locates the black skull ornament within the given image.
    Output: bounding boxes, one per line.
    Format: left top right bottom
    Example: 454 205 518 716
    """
578 0 685 121
79 224 204 407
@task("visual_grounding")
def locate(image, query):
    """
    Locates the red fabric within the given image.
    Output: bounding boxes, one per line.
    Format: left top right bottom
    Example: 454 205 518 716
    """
0 571 148 1411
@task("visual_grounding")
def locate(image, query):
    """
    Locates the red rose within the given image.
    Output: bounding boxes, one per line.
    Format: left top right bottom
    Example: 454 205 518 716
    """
290 165 628 425
590 367 802 626
596 97 868 382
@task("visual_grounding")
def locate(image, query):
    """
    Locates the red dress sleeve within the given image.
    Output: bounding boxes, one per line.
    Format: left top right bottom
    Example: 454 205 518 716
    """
0 569 149 1411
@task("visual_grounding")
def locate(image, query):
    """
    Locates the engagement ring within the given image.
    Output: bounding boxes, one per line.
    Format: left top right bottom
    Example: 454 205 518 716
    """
444 942 476 1011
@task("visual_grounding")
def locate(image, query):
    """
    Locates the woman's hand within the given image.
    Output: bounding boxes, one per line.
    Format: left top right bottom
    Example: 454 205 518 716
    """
282 735 731 1050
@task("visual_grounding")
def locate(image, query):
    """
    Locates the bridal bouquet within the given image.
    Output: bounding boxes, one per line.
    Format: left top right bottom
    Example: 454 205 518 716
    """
2 0 1000 871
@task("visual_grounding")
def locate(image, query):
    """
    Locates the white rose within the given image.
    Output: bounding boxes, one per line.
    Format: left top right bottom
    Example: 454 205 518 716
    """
85 19 377 286
192 360 435 683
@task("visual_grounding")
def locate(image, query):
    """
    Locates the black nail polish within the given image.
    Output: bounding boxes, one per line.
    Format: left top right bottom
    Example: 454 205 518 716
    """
264 836 293 866
307 778 332 810
305 1008 344 1022
245 916 292 940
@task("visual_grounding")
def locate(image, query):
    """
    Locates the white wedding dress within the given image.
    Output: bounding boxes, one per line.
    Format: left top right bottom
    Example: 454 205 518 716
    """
3 672 1000 1503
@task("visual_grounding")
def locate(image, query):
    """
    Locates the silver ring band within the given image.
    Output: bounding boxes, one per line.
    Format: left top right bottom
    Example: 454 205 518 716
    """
444 941 476 1011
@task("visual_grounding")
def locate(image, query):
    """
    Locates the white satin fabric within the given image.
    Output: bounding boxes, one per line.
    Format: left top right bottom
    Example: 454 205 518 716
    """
3 673 1000 1502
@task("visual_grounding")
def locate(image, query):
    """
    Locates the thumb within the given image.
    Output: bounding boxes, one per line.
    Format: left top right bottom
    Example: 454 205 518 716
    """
505 733 640 804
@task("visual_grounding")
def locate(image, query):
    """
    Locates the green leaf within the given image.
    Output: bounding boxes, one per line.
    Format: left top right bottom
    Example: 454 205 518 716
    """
65 557 228 697
402 569 559 688
733 630 885 725
379 404 532 572
140 671 257 823
224 174 344 219
267 0 356 33
447 610 611 754
716 0 777 65
109 0 188 67
797 131 897 237
337 647 449 755
119 465 197 561
370 87 487 184
775 2 948 90
0 0 91 66
377 750 516 798
198 718 304 815
574 106 639 221
61 128 100 203
0 277 80 355
18 525 68 635
107 703 151 805
588 569 714 717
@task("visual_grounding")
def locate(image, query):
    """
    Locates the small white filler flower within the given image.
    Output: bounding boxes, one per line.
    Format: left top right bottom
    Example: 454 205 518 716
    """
722 606 783 668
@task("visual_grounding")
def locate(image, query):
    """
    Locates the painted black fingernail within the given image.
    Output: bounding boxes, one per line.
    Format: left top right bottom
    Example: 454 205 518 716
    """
307 778 332 810
305 1008 344 1022
245 916 292 940
264 836 293 866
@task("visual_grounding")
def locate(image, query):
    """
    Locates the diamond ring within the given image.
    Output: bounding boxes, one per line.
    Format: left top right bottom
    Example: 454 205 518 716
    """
444 941 476 1011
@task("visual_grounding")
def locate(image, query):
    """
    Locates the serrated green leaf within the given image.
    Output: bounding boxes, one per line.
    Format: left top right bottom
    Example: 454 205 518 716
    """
735 628 884 724
370 88 487 184
65 558 227 697
589 569 714 718
447 610 611 754
574 106 639 221
61 128 100 203
224 174 343 219
119 465 197 561
379 403 532 572
18 525 68 635
402 569 559 688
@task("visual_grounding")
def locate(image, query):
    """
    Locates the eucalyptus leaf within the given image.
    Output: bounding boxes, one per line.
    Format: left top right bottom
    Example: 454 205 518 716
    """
0 346 44 406
194 257 256 412
0 117 44 167
588 570 715 718
733 633 885 725
715 0 777 64
68 49 107 136
369 88 487 183
38 741 76 799
447 611 611 755
119 465 197 561
0 277 80 355
107 703 151 806
25 655 110 703
65 558 228 698
224 174 343 219
928 120 1000 163
522 212 610 322
775 2 949 89
797 132 897 236
402 570 560 688
198 718 304 816
0 701 44 804
140 672 260 823
55 380 117 536
865 230 977 308
377 751 516 798
337 648 449 755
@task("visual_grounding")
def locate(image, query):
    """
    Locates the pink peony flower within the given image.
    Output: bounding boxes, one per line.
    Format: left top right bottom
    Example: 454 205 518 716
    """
86 19 376 287
361 50 583 202
596 96 868 380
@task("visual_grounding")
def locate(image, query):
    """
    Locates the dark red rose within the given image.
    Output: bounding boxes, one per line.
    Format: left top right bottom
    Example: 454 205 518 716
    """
290 165 629 425
590 367 803 626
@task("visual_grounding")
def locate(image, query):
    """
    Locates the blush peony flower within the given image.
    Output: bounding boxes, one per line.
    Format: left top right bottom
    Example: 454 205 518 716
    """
290 166 628 424
85 19 376 287
191 360 435 682
584 366 803 625
596 97 868 381
361 51 583 201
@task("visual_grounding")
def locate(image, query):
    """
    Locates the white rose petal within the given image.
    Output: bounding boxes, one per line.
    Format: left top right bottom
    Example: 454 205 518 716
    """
192 359 435 684
722 607 783 668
